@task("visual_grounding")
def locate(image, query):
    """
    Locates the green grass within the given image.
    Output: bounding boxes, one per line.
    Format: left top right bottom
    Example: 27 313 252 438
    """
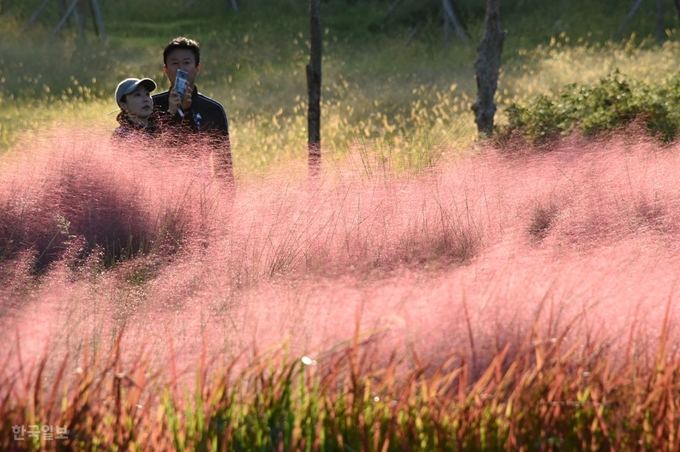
0 0 679 175
3 0 680 168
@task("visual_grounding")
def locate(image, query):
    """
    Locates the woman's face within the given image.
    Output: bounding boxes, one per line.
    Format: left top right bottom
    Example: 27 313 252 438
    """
121 85 153 119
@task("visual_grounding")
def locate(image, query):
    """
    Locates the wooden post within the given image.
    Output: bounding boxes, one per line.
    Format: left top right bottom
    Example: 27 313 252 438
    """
472 0 505 138
307 0 322 175
443 0 451 45
656 0 665 41
90 0 107 43
25 0 106 43
73 0 85 42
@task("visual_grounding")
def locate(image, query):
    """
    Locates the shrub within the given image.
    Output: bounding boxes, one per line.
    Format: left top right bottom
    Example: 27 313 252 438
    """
503 71 680 144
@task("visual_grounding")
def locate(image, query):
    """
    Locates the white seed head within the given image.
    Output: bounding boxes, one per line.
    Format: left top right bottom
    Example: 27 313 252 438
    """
301 356 316 366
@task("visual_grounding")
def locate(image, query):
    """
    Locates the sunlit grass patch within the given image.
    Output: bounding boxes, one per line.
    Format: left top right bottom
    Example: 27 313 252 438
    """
497 34 680 122
5 2 680 168
0 100 110 150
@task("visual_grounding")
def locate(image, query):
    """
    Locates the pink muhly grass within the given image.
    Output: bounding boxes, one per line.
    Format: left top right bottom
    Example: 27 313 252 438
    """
2 127 680 437
0 128 228 271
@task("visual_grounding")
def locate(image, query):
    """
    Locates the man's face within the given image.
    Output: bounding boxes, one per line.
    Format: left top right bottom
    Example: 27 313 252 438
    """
121 85 153 119
164 48 200 88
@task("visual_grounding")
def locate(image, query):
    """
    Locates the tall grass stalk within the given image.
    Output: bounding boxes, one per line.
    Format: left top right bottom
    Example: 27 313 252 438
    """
3 317 680 450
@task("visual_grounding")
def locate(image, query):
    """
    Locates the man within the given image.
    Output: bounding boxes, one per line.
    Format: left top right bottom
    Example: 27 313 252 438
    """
152 36 233 184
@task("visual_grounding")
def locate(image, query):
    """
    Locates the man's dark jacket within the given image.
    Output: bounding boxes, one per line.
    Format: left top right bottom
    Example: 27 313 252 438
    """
153 87 233 180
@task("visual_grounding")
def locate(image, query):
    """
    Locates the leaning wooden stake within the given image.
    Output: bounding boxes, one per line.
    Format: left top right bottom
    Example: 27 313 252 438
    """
617 0 645 37
385 0 403 18
472 0 505 138
90 0 107 43
442 0 469 48
49 0 81 42
23 0 52 31
307 0 322 175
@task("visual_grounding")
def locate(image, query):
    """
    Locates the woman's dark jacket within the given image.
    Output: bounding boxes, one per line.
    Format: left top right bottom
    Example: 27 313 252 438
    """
112 111 167 139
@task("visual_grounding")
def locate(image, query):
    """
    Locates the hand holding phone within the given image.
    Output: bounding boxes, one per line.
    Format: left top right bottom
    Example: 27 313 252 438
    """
175 69 189 100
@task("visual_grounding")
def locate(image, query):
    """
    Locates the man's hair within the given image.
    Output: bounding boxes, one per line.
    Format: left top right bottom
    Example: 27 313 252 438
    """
163 36 201 66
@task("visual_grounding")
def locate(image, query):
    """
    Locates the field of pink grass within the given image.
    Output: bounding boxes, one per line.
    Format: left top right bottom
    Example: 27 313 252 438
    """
2 127 680 391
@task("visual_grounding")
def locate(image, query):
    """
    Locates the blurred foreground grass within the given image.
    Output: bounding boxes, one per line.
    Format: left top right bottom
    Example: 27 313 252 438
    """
2 0 680 173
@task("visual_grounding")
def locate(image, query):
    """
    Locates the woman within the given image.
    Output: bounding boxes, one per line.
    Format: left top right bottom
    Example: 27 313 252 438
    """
113 77 164 139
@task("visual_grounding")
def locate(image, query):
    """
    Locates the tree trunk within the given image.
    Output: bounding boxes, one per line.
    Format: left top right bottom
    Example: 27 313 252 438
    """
307 0 322 174
472 0 505 138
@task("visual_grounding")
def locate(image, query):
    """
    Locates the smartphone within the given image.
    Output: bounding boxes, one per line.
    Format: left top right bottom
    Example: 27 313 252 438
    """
175 69 189 100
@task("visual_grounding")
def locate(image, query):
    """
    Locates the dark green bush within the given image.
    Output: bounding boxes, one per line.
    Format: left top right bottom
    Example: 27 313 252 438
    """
503 71 680 144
